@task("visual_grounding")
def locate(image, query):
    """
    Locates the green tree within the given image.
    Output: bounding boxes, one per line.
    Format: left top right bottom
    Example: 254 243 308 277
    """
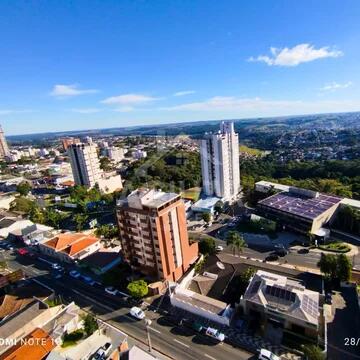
202 212 211 223
302 344 325 360
16 181 32 196
74 213 88 232
336 254 352 282
82 314 98 337
99 157 113 171
127 280 149 299
29 204 46 224
226 231 246 255
317 253 337 279
45 209 64 229
95 224 118 239
10 197 34 213
198 236 216 255
214 201 224 214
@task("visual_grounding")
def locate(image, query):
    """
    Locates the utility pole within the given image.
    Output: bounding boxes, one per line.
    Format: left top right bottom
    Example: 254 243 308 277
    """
145 319 152 353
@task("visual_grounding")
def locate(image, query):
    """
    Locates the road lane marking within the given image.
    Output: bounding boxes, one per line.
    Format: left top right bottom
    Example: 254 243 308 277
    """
205 354 217 360
173 339 189 348
149 327 161 334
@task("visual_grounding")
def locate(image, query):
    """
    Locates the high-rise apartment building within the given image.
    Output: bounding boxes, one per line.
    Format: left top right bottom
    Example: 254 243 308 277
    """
67 143 102 187
200 121 240 201
0 126 10 159
61 137 81 151
117 188 198 282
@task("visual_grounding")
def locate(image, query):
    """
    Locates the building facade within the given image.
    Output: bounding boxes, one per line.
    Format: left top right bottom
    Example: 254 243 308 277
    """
68 143 102 187
0 126 10 160
61 137 81 151
117 188 198 282
200 121 240 202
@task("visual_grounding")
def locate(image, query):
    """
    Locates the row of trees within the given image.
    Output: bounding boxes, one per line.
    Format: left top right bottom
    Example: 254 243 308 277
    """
332 205 360 236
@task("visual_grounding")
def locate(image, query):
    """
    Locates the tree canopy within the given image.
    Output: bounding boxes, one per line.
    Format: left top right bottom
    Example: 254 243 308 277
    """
226 231 246 255
127 280 149 299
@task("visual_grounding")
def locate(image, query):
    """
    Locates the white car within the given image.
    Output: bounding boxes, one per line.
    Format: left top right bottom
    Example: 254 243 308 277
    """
205 327 225 342
105 287 118 296
216 245 224 252
258 349 280 360
52 263 61 270
69 270 81 278
130 306 145 320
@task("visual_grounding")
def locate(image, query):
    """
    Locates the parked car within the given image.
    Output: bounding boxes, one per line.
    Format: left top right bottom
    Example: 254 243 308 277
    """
53 272 62 279
298 248 309 254
265 253 279 262
205 327 225 342
258 348 280 360
69 270 81 278
216 245 224 252
52 263 62 270
93 342 111 360
105 287 118 296
129 306 145 320
192 322 204 333
274 248 288 257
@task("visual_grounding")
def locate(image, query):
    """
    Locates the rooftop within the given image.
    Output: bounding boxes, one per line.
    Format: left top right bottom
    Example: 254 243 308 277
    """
258 189 341 220
0 328 55 360
243 270 320 326
192 196 220 213
43 233 99 257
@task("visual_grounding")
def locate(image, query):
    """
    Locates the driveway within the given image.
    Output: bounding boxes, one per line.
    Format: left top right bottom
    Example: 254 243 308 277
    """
327 287 360 360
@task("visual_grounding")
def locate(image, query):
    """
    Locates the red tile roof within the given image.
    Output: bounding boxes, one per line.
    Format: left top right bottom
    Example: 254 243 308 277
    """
43 233 100 257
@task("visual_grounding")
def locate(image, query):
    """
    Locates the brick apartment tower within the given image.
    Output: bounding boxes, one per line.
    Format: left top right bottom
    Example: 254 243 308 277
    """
117 189 198 282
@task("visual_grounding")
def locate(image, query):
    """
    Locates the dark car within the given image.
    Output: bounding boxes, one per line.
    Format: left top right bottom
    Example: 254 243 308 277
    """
298 248 310 254
265 253 279 262
275 248 288 257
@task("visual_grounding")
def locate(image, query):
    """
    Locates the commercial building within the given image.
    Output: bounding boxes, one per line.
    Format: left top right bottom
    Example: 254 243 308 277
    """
257 186 341 235
200 121 240 202
241 270 321 339
0 126 10 160
117 188 198 282
68 143 102 188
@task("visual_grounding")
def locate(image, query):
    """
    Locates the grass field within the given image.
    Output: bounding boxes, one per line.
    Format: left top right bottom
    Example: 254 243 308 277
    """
239 145 264 156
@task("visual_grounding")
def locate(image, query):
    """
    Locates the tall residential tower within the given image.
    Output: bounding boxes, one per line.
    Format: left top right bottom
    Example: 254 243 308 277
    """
117 188 198 281
0 126 10 160
200 121 240 201
67 143 102 187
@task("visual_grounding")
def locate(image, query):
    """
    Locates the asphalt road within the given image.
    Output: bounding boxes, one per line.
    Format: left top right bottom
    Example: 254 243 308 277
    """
3 250 254 360
214 238 322 270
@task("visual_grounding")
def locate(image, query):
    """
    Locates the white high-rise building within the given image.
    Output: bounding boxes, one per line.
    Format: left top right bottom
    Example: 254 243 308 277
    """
200 121 240 201
0 125 10 159
68 143 102 187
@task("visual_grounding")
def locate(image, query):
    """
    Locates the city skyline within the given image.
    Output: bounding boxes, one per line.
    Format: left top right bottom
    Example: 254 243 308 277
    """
1 1 360 135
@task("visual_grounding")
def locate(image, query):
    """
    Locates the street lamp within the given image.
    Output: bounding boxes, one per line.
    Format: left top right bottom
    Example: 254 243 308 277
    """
145 318 152 353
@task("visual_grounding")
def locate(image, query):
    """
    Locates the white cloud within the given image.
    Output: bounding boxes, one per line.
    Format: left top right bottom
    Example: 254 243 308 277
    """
101 93 159 105
173 90 196 97
320 81 352 92
70 108 101 114
248 44 343 67
160 96 360 116
50 84 98 97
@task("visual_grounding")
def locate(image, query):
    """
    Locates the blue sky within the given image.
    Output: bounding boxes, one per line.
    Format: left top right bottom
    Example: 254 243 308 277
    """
1 0 360 135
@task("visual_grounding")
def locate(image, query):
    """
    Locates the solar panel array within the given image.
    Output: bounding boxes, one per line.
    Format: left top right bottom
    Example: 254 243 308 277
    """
259 192 341 220
302 295 319 318
265 285 296 303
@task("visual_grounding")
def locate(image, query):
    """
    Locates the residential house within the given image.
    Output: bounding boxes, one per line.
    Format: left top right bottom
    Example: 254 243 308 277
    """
39 233 101 263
